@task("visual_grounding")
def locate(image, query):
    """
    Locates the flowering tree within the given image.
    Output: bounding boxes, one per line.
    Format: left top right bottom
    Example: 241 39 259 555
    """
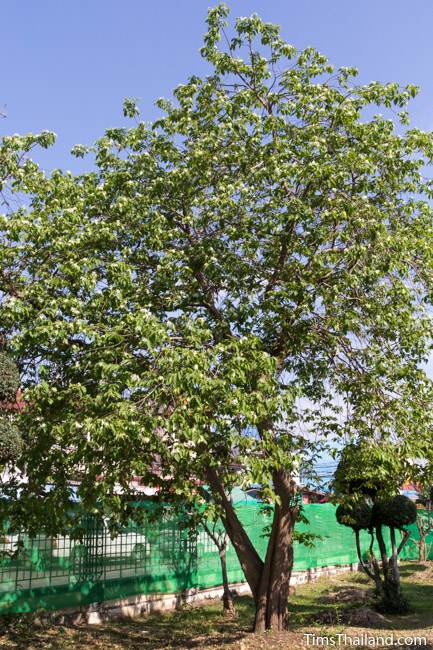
1 5 433 631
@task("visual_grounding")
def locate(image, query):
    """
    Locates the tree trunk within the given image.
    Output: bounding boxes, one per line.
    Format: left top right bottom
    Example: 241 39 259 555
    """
202 519 235 616
355 529 383 596
205 467 263 599
419 534 426 562
206 466 298 631
253 470 298 632
254 502 280 632
387 527 401 603
416 514 431 562
265 506 296 631
375 525 389 581
354 524 411 614
368 531 384 597
378 527 408 613
219 544 235 616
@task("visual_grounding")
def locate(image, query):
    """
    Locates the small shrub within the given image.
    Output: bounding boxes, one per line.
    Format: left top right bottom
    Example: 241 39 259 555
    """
0 418 23 463
0 352 20 403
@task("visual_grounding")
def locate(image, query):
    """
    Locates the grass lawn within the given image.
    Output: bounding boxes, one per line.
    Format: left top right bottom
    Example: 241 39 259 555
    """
1 562 432 649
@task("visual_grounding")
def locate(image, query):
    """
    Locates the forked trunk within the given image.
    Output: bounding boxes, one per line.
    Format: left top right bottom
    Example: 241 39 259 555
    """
375 526 409 613
419 535 427 562
355 530 383 596
380 527 407 613
206 466 298 631
254 470 298 632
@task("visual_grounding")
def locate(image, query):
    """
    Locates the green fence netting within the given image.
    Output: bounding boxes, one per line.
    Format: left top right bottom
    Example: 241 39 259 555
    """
400 512 433 562
0 502 431 615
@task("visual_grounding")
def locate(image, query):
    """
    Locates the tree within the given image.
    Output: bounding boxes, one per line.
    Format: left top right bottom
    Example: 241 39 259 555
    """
336 496 416 612
414 485 433 562
335 443 420 612
202 513 235 616
1 4 433 631
415 510 433 562
190 481 237 617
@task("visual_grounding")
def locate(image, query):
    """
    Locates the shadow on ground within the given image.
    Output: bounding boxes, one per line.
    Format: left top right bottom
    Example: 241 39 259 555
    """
0 597 255 650
1 562 432 649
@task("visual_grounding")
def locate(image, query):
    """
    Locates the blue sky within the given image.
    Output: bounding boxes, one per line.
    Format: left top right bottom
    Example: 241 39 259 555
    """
2 0 433 172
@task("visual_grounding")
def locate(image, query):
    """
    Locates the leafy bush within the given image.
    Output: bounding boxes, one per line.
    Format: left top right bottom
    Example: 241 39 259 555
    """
0 352 20 403
0 418 23 464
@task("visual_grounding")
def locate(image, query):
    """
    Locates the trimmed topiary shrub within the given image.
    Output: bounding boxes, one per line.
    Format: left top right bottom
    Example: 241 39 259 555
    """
336 501 373 531
372 495 417 529
0 353 20 403
334 442 418 616
0 418 23 464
